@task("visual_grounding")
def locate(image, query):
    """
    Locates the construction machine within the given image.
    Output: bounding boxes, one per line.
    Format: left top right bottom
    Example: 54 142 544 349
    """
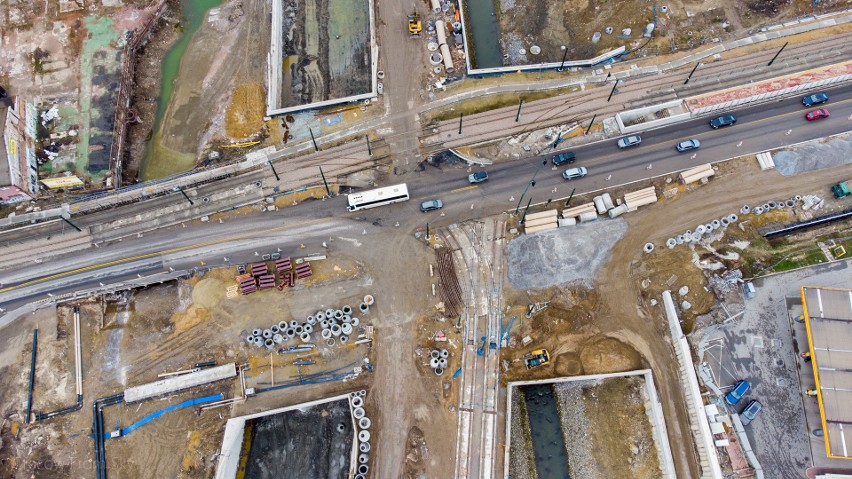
408 11 422 37
523 349 550 369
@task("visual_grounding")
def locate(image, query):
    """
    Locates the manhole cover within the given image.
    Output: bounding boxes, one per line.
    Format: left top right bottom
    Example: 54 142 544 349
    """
771 339 782 348
777 377 788 387
775 358 784 366
752 337 764 348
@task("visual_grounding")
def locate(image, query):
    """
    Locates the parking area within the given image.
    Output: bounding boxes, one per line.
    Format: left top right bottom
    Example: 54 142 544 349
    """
695 259 852 478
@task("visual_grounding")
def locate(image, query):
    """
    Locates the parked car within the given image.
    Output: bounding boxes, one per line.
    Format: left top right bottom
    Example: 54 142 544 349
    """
710 115 737 129
617 135 642 148
551 151 576 166
725 379 750 406
468 171 488 184
805 108 830 121
802 92 829 107
740 400 763 426
420 199 443 212
676 139 701 152
562 166 587 180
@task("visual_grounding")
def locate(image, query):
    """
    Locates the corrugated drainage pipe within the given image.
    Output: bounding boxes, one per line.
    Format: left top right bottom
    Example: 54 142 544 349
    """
359 417 371 429
364 294 375 306
359 441 370 452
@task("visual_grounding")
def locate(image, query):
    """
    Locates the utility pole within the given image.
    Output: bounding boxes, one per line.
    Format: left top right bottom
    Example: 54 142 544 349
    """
515 159 548 215
60 214 82 232
309 128 319 152
564 187 576 207
319 166 332 197
515 100 523 122
366 135 372 156
607 79 620 102
584 114 597 135
520 197 533 224
767 42 788 66
683 61 701 85
458 113 463 135
267 161 280 181
175 186 194 206
558 45 568 72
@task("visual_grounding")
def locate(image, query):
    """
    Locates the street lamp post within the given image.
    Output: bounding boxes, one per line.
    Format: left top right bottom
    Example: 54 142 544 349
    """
683 61 702 85
514 159 548 215
558 45 568 72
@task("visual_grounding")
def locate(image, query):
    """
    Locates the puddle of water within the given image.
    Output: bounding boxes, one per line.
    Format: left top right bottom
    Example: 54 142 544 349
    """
141 0 225 180
522 384 571 478
465 0 503 68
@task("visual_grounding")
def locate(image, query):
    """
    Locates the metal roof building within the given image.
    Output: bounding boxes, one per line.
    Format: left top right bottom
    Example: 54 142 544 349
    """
802 286 852 460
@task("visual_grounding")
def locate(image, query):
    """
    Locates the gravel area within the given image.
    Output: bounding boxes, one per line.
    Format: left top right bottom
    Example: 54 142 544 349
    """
553 381 596 479
507 218 628 289
508 390 536 479
773 133 852 176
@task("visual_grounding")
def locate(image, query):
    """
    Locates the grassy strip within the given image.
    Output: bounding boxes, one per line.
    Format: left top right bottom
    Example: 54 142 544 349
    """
425 86 579 124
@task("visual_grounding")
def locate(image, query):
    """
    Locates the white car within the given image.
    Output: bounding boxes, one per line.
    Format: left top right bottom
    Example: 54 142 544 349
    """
617 136 642 148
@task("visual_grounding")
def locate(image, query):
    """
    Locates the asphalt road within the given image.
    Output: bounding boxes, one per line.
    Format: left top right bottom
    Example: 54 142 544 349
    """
2 84 851 311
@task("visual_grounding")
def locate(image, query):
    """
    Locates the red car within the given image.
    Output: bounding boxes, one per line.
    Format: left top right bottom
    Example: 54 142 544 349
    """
806 108 830 121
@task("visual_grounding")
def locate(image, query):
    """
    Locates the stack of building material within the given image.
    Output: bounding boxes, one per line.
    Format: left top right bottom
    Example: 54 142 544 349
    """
277 271 296 290
678 164 715 184
562 202 597 219
294 262 313 279
237 274 257 294
275 257 292 272
523 209 558 234
624 187 658 211
755 152 775 170
250 262 268 276
257 274 276 289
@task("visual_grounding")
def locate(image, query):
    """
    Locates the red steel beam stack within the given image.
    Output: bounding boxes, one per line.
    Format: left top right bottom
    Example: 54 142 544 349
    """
237 274 257 295
250 262 268 276
294 262 312 279
277 271 295 291
275 257 292 273
257 274 276 289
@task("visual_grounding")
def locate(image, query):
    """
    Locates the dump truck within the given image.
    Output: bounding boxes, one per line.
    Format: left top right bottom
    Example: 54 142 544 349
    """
408 12 422 37
832 179 851 198
523 349 550 369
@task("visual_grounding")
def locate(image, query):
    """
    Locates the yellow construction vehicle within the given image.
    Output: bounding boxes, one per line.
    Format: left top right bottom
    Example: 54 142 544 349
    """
408 11 422 37
523 349 550 369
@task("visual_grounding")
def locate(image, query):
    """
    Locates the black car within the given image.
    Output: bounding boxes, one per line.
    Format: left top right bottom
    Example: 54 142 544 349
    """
551 151 576 166
710 115 737 129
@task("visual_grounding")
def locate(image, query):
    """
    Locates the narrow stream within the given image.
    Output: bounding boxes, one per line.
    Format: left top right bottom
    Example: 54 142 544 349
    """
464 0 503 68
140 0 224 180
522 384 571 478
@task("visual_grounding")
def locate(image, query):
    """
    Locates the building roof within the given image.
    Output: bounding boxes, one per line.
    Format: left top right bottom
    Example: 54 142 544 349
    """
0 104 11 186
802 286 852 460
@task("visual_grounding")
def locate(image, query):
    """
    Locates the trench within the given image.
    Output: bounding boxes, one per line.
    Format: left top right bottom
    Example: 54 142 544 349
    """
140 0 225 180
522 384 571 478
463 0 503 68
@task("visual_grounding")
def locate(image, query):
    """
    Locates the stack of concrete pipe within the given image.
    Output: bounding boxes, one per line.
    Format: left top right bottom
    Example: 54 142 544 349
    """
429 349 448 375
663 213 740 249
434 21 455 73
312 295 374 348
350 390 370 478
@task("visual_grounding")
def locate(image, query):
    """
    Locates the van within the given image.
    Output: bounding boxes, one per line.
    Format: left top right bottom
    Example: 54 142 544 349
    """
725 380 750 406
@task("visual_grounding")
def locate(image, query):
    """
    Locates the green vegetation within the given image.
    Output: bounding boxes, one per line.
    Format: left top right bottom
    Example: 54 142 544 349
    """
768 248 826 273
425 87 580 124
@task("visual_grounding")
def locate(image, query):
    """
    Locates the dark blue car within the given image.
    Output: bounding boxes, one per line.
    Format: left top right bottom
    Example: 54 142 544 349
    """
802 92 828 107
725 379 750 405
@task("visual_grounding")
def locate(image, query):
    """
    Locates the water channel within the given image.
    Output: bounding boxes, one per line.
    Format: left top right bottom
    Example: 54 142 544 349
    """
522 384 571 478
463 0 503 69
140 0 224 180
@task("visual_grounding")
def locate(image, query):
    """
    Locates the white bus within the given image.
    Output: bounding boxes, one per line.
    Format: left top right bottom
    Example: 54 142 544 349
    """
347 183 410 212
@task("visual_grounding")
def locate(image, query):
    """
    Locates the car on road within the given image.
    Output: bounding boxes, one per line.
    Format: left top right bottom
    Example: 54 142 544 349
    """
468 171 488 184
725 379 750 406
420 199 443 212
617 135 642 149
562 166 587 180
805 108 830 121
740 399 763 426
676 139 701 152
802 92 828 107
710 115 737 129
551 151 576 166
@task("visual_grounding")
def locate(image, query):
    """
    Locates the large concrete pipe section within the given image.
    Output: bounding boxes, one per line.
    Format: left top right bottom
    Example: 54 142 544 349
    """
435 21 455 73
430 0 440 13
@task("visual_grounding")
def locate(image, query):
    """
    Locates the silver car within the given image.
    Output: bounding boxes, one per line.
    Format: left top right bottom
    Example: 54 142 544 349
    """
676 139 701 152
420 199 443 212
617 135 642 148
562 167 587 180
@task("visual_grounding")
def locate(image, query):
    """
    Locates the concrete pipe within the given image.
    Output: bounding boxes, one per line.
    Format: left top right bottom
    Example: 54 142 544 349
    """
246 335 255 344
696 225 706 234
785 199 795 207
359 303 369 313
728 214 738 222
763 203 771 210
356 474 366 479
253 336 263 347
675 235 684 245
429 52 443 66
359 389 366 396
342 315 351 323
351 396 364 408
307 316 316 325
741 205 751 214
593 195 606 215
359 441 370 453
290 320 299 328
431 349 440 359
428 42 439 52
325 309 335 318
273 334 284 344
364 294 375 306
666 238 677 249
439 358 448 368
320 320 330 330
340 334 349 343
334 310 344 319
351 317 360 327
315 311 326 321
300 332 311 342
691 232 702 242
332 324 342 337
795 195 802 201
263 329 273 339
685 229 692 236
304 324 314 334
327 337 336 347
295 325 304 335
359 417 371 429
270 325 280 334
720 217 729 227
358 464 369 475
276 320 287 330
342 323 353 335
601 192 615 210
358 429 370 442
643 243 655 253
265 338 275 349
359 453 369 464
337 423 345 432
430 357 441 369
321 328 332 339
252 328 262 337
754 206 764 215
711 219 721 229
440 348 448 358
354 407 366 420
704 223 714 232
343 305 353 315
285 328 295 338
435 367 445 376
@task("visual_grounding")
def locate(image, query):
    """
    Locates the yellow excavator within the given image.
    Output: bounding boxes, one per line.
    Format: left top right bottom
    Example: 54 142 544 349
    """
408 11 422 37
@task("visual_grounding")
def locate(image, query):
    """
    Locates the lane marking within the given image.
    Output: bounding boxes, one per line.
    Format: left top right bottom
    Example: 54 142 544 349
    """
452 185 479 193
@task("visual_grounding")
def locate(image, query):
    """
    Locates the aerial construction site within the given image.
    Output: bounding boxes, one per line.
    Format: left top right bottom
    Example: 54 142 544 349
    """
1 0 852 477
